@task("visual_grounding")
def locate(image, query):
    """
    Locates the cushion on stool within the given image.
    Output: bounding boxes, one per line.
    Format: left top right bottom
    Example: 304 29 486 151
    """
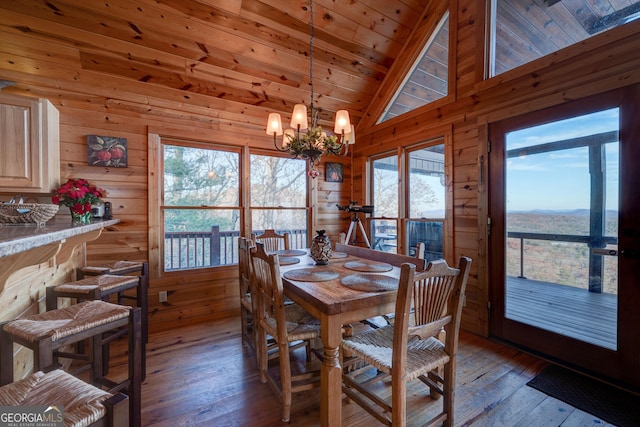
3 301 131 343
53 275 139 295
80 261 144 276
0 369 113 427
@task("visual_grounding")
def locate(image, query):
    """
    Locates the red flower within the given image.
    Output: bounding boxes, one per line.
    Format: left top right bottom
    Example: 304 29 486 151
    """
52 178 106 213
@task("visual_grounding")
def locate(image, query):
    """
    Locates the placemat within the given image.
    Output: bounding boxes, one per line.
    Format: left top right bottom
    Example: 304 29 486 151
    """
276 249 307 257
283 268 340 282
344 260 393 272
279 257 301 266
341 274 398 292
330 251 348 259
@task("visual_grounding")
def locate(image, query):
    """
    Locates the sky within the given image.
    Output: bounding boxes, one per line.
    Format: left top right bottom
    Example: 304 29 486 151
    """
506 108 619 212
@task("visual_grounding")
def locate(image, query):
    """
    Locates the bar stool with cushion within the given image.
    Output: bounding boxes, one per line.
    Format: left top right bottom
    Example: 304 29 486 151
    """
0 369 129 427
0 300 142 427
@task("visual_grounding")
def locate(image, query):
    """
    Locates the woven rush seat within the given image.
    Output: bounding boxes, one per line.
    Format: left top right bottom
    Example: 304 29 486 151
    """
0 369 128 427
3 300 131 344
78 261 145 278
0 301 142 427
48 274 139 300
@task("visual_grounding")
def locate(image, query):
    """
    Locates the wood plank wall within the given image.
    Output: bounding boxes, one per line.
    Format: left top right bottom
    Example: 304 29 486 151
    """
354 0 640 336
0 1 639 336
0 244 84 379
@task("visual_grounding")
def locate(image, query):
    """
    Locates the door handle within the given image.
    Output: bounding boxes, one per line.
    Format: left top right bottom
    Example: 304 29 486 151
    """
592 248 618 256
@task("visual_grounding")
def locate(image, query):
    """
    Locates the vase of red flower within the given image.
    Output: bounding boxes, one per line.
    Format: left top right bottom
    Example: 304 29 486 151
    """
52 178 106 226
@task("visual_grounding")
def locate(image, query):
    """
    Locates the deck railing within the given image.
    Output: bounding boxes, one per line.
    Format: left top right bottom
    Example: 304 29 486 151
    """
507 231 618 293
164 227 307 271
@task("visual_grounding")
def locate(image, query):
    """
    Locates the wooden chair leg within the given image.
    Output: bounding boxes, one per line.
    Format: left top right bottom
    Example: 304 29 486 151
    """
128 307 142 427
279 341 292 422
258 329 268 383
0 324 13 385
45 286 58 311
103 392 129 427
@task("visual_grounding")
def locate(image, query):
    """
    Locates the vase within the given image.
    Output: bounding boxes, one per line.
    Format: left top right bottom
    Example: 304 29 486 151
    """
70 210 92 226
310 229 332 265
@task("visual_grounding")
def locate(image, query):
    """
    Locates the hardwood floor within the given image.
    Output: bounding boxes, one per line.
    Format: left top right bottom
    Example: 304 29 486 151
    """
109 316 614 426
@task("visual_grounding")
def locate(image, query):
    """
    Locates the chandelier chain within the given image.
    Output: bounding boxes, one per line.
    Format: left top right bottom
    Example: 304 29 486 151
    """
309 0 315 126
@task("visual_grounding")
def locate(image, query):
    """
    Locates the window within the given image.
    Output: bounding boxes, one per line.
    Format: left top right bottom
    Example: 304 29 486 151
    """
368 141 446 261
250 154 308 248
489 0 640 77
378 12 450 124
162 141 240 271
406 145 445 261
156 139 310 273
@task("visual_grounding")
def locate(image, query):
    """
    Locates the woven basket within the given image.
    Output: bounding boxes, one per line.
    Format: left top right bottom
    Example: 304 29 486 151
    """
0 203 59 226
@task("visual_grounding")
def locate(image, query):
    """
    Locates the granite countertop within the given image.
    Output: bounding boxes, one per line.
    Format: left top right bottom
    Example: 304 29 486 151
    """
0 218 119 258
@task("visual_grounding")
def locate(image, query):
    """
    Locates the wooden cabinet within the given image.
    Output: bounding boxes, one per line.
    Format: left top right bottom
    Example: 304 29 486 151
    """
0 93 60 194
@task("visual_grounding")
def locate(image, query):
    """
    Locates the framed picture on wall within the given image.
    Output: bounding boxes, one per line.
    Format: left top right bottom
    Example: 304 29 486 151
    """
87 135 128 167
325 162 343 182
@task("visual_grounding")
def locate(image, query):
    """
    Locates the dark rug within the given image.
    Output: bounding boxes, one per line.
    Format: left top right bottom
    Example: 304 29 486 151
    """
527 364 640 427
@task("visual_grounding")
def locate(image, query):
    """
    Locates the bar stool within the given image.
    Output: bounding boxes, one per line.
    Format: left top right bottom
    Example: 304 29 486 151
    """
46 263 149 379
75 261 149 346
0 369 129 427
0 300 142 427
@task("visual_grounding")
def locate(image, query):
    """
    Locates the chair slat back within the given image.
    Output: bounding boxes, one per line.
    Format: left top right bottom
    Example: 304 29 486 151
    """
249 242 287 341
392 257 472 367
334 243 426 271
238 237 254 297
253 229 290 252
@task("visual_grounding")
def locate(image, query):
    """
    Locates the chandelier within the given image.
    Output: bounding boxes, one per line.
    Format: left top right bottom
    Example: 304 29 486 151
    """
265 0 355 178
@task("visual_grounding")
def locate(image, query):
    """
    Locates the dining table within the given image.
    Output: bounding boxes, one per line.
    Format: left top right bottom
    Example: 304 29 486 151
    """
276 248 407 427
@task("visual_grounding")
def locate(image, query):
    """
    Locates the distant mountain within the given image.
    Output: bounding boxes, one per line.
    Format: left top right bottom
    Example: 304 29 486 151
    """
508 209 618 217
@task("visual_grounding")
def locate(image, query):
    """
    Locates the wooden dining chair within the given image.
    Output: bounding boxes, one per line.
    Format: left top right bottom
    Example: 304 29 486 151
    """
238 237 256 350
342 256 472 427
250 242 321 422
252 229 290 252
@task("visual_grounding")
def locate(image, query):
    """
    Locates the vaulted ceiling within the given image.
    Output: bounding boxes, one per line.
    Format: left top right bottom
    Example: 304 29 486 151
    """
0 0 431 136
1 0 636 139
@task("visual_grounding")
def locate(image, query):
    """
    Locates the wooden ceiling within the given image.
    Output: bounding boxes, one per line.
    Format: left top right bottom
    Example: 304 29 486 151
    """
1 0 636 139
0 0 430 136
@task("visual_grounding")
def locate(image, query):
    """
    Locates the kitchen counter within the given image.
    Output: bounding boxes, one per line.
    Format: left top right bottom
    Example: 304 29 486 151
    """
0 218 119 258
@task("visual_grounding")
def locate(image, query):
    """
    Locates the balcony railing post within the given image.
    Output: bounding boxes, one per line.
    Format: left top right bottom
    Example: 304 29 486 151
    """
518 237 526 279
210 226 221 266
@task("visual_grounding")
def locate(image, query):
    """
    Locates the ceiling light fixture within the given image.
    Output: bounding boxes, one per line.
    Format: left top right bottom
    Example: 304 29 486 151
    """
265 0 354 178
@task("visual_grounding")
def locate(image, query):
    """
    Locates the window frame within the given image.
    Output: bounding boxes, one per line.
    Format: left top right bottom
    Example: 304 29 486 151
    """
366 135 453 262
148 134 311 279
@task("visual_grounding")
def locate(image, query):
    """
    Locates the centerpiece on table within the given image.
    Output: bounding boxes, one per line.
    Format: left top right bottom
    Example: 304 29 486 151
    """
52 178 106 225
310 229 332 265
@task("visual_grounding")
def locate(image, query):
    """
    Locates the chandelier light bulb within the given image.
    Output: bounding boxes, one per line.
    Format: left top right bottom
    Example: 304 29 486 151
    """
291 104 309 130
266 113 283 136
334 110 351 134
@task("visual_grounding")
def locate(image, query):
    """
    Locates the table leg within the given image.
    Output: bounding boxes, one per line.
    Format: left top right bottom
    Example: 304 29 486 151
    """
321 314 343 427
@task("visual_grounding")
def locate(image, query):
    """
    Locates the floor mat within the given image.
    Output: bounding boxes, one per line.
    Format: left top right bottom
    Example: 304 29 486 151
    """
527 364 640 426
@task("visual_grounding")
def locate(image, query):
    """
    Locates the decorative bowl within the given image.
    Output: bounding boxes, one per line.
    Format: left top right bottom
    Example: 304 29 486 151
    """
0 203 59 227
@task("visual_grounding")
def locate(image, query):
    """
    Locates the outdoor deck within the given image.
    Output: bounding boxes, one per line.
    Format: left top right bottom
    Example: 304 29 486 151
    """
506 276 617 350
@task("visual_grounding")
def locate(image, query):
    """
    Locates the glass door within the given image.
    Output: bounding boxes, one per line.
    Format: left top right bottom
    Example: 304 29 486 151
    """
489 86 640 389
